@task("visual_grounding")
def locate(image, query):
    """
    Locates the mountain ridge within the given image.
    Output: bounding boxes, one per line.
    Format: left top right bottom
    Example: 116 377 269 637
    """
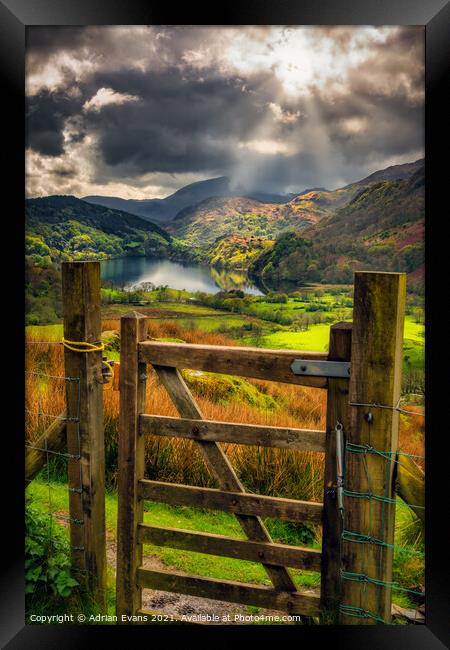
26 158 424 293
25 194 186 265
82 158 424 225
249 164 424 291
167 159 424 264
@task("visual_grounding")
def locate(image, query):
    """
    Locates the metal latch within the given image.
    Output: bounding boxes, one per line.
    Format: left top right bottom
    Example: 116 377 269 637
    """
291 359 351 378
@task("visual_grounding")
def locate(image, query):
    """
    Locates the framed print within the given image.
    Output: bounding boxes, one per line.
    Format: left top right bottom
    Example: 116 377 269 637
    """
1 1 449 647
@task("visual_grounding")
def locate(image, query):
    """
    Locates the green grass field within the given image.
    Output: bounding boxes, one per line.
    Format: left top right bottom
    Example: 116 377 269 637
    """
27 479 423 615
255 324 332 352
26 295 424 376
28 480 320 591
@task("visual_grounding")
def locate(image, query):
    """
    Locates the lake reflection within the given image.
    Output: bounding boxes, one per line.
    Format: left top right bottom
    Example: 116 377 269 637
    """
100 257 263 295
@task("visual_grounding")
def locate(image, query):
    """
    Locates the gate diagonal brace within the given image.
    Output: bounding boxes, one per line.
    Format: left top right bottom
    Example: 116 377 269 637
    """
291 360 350 379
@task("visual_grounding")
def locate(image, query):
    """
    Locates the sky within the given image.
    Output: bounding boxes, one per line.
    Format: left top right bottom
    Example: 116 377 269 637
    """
26 25 424 200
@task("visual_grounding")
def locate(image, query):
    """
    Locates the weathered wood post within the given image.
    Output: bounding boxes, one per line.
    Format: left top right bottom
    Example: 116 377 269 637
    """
340 271 406 624
62 261 106 611
320 321 352 622
116 311 148 620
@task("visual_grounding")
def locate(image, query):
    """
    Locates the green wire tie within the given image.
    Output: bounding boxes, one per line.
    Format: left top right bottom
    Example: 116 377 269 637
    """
339 604 386 624
341 530 424 556
340 570 425 596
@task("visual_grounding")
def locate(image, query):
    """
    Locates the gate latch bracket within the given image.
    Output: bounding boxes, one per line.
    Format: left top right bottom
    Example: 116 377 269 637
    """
291 359 351 378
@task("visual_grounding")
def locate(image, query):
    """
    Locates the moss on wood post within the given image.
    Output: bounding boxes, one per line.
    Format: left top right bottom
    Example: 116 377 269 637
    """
62 261 106 611
341 272 406 624
116 311 148 619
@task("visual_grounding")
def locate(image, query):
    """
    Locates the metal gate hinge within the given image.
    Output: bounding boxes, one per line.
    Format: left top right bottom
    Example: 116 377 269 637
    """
291 359 351 378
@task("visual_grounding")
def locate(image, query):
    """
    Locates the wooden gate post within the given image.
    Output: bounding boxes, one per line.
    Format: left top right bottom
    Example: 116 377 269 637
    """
116 311 148 620
341 271 406 624
320 321 352 623
62 261 106 611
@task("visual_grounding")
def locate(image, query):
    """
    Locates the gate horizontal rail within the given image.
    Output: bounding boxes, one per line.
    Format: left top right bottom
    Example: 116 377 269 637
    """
136 568 321 617
139 414 326 451
138 340 330 387
138 479 323 523
137 523 321 570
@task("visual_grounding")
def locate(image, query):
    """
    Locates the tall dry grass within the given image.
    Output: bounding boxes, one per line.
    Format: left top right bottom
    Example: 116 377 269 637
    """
26 319 424 503
398 406 425 470
25 329 66 442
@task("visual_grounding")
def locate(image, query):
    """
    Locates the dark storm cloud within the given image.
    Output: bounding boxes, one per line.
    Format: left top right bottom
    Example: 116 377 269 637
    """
312 90 423 163
26 27 86 55
53 165 76 178
25 26 425 196
26 90 85 156
346 28 424 101
84 66 280 174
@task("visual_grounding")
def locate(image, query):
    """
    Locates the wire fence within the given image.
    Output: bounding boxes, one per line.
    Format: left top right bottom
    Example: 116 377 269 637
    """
25 337 425 620
25 347 87 579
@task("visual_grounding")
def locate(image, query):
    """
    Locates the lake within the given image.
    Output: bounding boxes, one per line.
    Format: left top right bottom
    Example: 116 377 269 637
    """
100 257 263 295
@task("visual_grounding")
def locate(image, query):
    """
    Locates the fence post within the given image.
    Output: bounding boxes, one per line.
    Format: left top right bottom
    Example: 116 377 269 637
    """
116 311 148 620
320 321 352 623
62 261 106 611
340 271 406 624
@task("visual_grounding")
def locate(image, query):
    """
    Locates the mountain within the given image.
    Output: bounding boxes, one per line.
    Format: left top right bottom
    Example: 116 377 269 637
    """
166 158 424 270
347 158 424 187
249 162 424 291
83 176 231 223
166 192 338 269
25 195 183 264
84 177 297 224
27 158 424 292
169 196 312 246
83 159 423 226
244 191 296 203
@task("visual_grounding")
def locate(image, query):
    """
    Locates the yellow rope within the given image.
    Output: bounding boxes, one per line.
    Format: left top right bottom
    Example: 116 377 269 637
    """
61 338 104 353
61 338 114 385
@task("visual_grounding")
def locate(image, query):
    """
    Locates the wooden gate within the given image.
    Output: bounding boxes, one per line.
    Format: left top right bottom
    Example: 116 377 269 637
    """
116 271 406 624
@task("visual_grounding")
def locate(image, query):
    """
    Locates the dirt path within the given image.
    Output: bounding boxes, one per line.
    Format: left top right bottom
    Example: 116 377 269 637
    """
54 510 316 624
54 511 424 625
105 533 315 624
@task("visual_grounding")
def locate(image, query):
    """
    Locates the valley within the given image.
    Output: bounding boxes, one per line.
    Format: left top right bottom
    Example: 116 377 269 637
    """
23 24 427 627
26 158 425 295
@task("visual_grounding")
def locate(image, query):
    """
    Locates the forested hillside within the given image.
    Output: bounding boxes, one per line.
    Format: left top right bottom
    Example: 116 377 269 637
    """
25 195 184 264
250 165 424 291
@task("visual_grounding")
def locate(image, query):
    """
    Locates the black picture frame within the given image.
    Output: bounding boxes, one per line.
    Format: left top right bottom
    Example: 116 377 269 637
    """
2 1 449 647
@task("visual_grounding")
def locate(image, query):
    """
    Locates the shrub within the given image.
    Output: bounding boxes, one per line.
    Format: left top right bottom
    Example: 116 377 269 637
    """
25 499 79 607
265 293 288 304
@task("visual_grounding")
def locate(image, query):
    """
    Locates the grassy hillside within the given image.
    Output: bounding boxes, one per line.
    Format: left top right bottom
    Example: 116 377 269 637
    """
25 195 186 264
27 159 425 290
167 160 424 276
208 235 274 271
250 165 424 291
169 191 348 267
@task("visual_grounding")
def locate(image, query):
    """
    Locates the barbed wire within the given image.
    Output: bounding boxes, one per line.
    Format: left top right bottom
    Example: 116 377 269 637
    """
25 370 79 381
349 398 425 418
